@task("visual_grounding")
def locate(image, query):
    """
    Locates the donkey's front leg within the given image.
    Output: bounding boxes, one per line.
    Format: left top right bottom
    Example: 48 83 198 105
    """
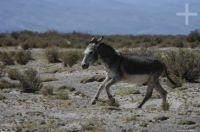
90 76 111 105
105 78 118 103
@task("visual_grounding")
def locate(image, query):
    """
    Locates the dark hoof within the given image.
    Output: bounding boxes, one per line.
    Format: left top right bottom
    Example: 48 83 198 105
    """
110 98 115 103
90 99 97 105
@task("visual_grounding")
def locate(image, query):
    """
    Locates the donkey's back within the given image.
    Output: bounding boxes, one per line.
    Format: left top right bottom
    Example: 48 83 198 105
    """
121 55 164 75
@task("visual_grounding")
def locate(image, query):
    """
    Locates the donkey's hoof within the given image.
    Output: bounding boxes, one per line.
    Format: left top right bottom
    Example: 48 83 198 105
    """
161 102 170 111
110 98 116 103
90 100 97 105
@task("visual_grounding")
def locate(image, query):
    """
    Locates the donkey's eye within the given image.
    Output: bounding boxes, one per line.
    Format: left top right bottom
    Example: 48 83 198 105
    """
89 52 93 54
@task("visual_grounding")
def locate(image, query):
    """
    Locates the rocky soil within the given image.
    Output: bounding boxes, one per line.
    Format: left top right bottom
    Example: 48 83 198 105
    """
0 48 200 132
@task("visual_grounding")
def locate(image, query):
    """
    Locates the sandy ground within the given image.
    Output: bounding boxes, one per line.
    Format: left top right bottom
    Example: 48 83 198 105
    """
0 48 200 132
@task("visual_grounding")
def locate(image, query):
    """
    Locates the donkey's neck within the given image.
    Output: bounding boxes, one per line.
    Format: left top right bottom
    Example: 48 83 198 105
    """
96 43 120 68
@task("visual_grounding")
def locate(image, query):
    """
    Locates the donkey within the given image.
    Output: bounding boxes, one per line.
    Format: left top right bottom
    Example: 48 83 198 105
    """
81 37 176 109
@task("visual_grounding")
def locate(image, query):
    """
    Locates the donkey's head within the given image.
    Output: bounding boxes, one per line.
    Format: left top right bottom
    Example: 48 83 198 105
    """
81 36 103 69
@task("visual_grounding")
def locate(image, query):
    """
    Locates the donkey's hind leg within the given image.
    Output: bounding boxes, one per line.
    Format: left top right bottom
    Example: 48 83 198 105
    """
137 78 154 108
154 80 168 110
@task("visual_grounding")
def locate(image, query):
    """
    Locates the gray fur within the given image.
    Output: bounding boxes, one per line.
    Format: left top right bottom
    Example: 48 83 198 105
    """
81 37 176 109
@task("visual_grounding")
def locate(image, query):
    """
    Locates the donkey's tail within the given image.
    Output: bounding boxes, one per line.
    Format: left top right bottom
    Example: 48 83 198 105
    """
163 63 177 86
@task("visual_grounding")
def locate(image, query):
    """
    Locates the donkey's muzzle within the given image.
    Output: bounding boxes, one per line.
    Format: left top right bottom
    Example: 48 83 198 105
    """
82 63 89 69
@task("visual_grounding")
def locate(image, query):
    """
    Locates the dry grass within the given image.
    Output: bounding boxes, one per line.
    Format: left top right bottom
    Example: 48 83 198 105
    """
17 68 42 93
161 49 200 83
0 63 5 77
14 50 32 65
7 68 19 80
80 117 105 132
45 46 60 63
0 79 19 89
61 51 83 67
40 85 54 96
115 87 140 96
0 51 14 65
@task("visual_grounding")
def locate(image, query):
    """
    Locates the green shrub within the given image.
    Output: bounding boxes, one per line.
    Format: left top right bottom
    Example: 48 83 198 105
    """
15 50 32 65
18 68 42 93
161 49 200 83
61 51 83 67
45 46 60 63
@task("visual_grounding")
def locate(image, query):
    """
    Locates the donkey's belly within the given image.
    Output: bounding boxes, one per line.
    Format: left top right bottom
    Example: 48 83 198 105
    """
122 74 149 84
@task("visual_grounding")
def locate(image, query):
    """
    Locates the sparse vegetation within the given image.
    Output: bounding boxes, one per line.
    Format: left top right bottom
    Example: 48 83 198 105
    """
55 92 69 100
17 68 42 93
40 86 54 96
0 79 19 89
121 115 138 123
80 117 105 132
45 46 61 63
61 51 83 67
0 63 5 77
0 52 14 65
177 119 196 125
115 87 140 96
161 49 200 83
15 50 32 65
0 30 199 49
7 68 19 80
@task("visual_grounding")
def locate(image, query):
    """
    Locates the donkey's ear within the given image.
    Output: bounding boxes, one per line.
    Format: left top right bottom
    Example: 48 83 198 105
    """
97 36 104 43
90 37 96 42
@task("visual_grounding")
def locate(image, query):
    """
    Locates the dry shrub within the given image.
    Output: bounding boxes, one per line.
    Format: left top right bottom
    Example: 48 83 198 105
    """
80 117 105 132
61 51 83 67
45 46 60 63
0 52 14 65
0 79 18 89
15 50 32 65
161 49 200 83
0 63 5 77
17 68 42 93
7 68 19 80
40 85 54 96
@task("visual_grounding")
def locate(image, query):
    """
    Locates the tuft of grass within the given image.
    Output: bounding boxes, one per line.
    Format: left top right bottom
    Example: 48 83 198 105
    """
14 50 32 65
40 76 58 82
115 87 140 96
177 119 196 125
7 68 19 80
58 85 76 92
0 63 5 77
55 92 69 100
17 68 42 93
0 79 19 89
80 117 105 132
45 46 60 63
61 51 83 67
40 86 54 96
96 99 120 107
0 52 14 65
121 115 138 123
